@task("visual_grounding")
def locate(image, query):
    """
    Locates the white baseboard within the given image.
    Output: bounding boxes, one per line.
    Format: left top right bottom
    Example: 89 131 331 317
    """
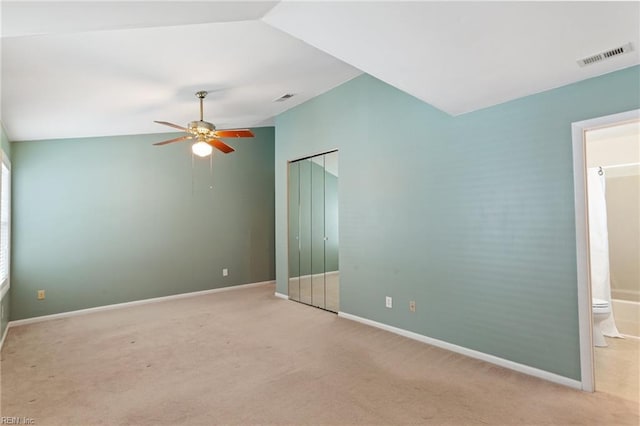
9 280 276 328
621 333 640 341
338 311 582 391
274 292 288 300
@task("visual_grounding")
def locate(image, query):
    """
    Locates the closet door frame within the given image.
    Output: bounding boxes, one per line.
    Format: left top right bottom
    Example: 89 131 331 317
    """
287 149 339 312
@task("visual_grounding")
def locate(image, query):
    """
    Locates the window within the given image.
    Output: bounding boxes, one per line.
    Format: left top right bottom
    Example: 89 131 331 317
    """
0 152 10 290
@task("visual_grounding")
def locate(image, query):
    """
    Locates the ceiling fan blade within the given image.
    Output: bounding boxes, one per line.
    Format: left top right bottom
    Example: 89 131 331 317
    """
152 135 192 146
154 120 190 132
214 129 254 138
206 138 235 154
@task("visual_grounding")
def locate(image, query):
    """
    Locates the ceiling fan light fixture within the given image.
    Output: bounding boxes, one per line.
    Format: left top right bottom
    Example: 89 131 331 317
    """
192 140 213 157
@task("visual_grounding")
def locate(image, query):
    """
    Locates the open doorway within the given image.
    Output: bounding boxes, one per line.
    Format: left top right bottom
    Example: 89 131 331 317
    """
572 110 639 402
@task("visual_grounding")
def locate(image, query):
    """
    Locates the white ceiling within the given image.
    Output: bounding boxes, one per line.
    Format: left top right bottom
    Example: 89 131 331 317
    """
0 1 280 38
0 1 361 140
1 1 639 141
264 1 640 116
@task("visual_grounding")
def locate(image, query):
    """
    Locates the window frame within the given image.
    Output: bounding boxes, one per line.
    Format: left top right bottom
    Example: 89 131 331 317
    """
0 150 11 299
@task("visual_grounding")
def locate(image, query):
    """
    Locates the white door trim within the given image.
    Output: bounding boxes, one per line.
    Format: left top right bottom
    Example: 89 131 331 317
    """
570 108 640 392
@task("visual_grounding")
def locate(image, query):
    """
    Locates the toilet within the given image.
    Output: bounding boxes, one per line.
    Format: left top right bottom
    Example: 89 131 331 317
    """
592 298 611 347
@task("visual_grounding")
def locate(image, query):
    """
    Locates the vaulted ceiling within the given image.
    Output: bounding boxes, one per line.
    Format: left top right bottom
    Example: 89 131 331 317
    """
2 1 638 141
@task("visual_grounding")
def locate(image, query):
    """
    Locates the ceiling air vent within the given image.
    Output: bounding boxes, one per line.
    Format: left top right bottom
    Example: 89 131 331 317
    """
577 43 633 67
274 93 295 102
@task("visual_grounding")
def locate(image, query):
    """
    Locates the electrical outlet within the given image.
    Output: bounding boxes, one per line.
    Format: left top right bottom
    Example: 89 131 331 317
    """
385 296 392 308
222 268 228 277
409 300 416 312
37 290 46 300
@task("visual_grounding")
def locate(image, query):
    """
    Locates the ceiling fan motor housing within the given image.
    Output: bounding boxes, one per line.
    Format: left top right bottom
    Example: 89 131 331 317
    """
189 120 216 135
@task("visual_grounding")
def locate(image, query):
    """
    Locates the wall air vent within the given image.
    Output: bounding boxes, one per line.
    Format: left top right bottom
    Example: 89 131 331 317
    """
274 93 295 102
577 43 633 67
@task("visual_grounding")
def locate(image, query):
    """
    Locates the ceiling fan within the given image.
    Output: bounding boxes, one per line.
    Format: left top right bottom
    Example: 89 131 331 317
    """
153 90 254 157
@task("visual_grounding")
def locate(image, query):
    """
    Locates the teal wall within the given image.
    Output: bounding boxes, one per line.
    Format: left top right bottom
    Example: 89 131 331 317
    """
275 66 640 380
0 123 11 339
11 127 275 320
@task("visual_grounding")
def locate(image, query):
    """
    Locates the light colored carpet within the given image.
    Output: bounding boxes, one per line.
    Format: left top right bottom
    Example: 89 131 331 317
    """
595 336 639 402
1 283 638 425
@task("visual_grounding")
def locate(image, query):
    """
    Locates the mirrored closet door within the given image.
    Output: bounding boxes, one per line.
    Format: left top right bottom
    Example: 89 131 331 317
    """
288 151 339 312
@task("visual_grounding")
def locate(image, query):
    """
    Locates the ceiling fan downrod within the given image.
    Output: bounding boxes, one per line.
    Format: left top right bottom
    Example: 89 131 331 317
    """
195 91 207 121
